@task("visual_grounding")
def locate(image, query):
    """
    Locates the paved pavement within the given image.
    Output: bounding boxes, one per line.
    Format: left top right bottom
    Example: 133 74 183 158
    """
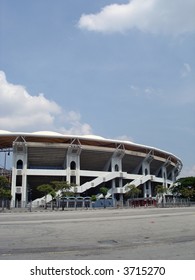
0 207 194 260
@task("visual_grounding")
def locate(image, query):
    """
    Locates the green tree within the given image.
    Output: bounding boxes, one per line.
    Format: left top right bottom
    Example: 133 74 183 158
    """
171 177 195 201
99 187 108 208
155 185 168 195
125 184 141 200
50 181 71 194
91 195 97 208
155 185 168 206
37 184 54 209
177 177 195 188
91 195 97 202
180 188 195 199
37 181 73 210
50 189 56 210
50 181 72 210
51 180 71 195
0 176 9 189
0 176 11 210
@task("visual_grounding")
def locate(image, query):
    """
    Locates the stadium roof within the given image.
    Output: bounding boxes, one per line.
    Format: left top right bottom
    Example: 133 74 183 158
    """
0 130 182 166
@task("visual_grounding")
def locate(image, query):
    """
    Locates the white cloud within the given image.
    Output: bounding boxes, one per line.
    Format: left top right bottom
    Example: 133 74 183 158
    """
59 111 92 135
116 135 134 142
144 87 164 99
78 0 195 35
181 63 192 78
129 84 164 99
0 71 93 135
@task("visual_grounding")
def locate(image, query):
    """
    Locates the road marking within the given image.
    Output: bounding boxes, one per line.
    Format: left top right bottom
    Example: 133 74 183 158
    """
0 210 194 225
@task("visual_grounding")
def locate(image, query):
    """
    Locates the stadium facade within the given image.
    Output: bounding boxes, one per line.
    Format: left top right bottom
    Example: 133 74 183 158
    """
0 130 182 208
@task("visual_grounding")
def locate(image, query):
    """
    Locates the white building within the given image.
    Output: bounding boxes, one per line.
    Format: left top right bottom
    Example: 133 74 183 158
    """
0 130 182 208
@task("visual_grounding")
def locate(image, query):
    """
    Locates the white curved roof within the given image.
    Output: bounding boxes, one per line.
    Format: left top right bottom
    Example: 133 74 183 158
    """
32 131 64 136
80 134 105 140
0 130 12 134
0 129 169 152
0 130 182 167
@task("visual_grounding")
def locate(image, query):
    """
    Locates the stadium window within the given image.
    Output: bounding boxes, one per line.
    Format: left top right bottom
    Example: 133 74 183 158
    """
17 160 23 169
16 175 22 186
70 161 76 170
115 164 119 171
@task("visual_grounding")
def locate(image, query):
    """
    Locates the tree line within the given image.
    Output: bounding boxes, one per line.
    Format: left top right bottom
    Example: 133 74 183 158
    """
0 176 195 210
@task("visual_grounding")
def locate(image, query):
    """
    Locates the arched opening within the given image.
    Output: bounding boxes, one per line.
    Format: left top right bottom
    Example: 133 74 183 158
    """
70 161 76 170
115 164 119 171
17 160 23 169
145 168 148 175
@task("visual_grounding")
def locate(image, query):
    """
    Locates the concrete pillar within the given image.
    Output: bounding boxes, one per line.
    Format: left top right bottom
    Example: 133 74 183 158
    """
143 181 152 198
111 148 124 207
66 144 81 187
161 166 167 187
119 193 123 207
11 141 27 208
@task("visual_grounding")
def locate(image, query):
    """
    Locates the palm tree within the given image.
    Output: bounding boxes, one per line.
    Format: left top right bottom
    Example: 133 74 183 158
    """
99 186 108 208
126 184 141 199
125 184 141 206
155 185 168 207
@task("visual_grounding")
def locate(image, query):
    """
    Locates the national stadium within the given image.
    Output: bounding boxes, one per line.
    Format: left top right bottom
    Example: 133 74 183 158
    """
0 130 182 208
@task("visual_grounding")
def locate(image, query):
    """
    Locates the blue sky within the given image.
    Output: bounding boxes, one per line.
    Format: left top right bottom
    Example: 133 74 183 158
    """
0 0 194 177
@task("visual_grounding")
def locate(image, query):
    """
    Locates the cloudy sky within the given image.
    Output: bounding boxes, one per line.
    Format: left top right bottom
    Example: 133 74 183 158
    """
0 0 194 177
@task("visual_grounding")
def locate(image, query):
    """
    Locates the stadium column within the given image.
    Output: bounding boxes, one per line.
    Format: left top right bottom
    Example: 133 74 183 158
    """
161 157 172 188
111 147 125 207
162 165 168 187
142 152 153 198
170 167 177 182
66 144 82 189
11 141 28 208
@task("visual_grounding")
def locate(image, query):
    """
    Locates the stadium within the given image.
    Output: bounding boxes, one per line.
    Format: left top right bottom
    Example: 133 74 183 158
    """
0 130 182 208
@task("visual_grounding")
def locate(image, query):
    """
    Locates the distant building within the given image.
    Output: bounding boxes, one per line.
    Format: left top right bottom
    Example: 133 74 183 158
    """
0 130 182 208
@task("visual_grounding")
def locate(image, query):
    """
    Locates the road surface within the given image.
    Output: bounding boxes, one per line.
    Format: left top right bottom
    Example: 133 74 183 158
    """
0 207 194 259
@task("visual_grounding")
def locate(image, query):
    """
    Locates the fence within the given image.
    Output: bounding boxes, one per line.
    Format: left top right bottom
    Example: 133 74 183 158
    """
45 197 113 209
157 197 193 208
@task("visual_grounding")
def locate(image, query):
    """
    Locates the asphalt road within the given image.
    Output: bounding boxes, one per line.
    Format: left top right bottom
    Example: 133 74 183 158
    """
0 207 194 260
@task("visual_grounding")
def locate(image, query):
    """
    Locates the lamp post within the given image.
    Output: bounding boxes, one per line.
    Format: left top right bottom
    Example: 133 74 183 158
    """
3 150 10 172
28 187 32 212
4 151 7 170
